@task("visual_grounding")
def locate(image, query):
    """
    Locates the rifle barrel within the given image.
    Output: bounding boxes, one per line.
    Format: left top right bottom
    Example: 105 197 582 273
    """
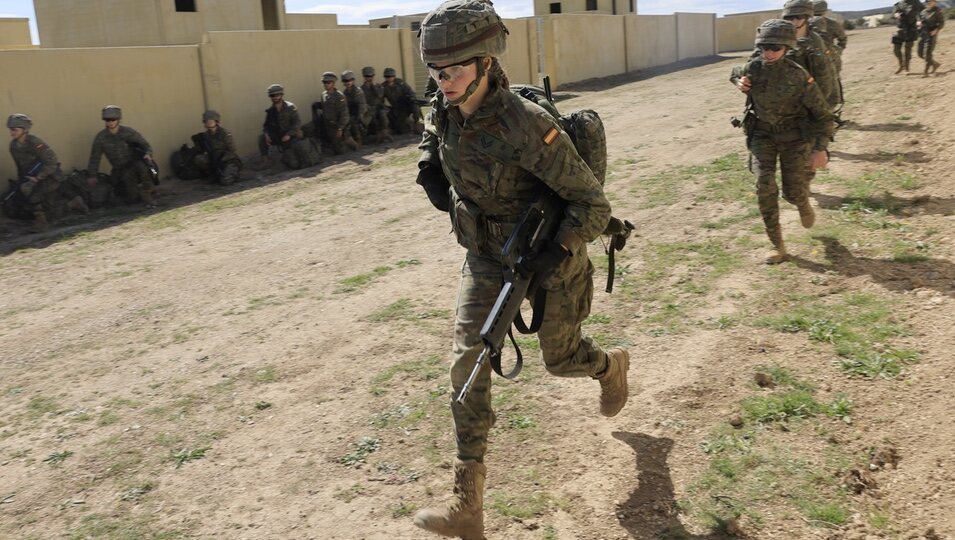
456 347 490 405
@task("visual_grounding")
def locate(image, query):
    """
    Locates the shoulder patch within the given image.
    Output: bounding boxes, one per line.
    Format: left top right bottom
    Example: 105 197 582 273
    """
35 143 46 150
543 127 560 146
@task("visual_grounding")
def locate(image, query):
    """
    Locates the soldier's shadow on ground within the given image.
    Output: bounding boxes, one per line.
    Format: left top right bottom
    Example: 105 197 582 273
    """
556 55 729 96
612 432 735 540
789 236 955 298
838 120 926 132
829 149 931 163
0 138 398 257
813 191 955 217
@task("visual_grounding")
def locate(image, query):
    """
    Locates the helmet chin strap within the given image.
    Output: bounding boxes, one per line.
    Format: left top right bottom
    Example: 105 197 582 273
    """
447 58 487 107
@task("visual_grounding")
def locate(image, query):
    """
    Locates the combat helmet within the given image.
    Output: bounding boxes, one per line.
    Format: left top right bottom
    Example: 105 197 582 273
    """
322 71 337 82
341 70 356 82
7 113 32 129
101 105 122 120
419 0 508 67
782 0 814 18
756 19 797 48
383 67 397 77
266 83 284 96
361 66 375 77
202 110 221 122
812 0 828 15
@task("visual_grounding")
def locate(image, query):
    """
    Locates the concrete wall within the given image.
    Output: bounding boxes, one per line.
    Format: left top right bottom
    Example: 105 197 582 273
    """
534 0 636 15
716 10 779 52
199 29 412 157
626 15 678 71
285 14 339 30
542 14 627 88
0 18 32 49
500 18 539 87
0 46 205 181
676 13 716 60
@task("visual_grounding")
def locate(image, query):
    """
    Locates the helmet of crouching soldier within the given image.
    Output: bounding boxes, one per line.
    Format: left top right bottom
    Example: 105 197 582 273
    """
361 66 375 77
267 83 284 96
382 67 396 77
812 0 828 15
341 70 355 82
6 113 32 129
782 0 814 18
101 105 122 120
322 71 337 82
756 19 797 49
202 110 221 122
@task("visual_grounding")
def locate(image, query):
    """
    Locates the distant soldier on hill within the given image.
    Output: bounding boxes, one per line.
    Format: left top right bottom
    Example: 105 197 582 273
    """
730 19 835 264
87 105 158 207
893 0 925 73
917 0 945 76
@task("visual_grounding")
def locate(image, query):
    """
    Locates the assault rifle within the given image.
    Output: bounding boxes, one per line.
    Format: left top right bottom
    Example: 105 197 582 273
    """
456 188 566 405
3 160 44 202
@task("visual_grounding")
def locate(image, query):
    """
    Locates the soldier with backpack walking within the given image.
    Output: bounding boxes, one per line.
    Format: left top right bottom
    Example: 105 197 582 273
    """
412 1 631 538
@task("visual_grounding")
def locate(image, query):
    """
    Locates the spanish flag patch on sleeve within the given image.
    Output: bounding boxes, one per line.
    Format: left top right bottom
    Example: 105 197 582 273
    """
542 127 560 146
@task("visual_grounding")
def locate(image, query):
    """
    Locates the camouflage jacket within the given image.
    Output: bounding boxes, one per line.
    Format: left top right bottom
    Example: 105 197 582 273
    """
749 31 837 106
87 125 152 175
321 89 349 130
420 83 610 255
262 101 303 140
810 16 847 52
919 5 945 33
382 78 417 110
361 81 386 109
894 0 924 28
730 57 835 150
192 126 238 164
9 133 62 181
343 85 368 120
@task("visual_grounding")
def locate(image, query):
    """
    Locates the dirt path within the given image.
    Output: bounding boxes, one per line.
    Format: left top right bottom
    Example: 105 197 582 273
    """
1 26 953 540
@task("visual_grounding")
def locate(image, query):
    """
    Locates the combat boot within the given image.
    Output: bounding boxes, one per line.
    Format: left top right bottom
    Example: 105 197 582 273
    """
797 203 815 229
895 58 904 74
140 188 157 208
67 195 90 215
765 229 787 264
380 129 394 143
598 348 630 417
924 64 931 77
932 61 941 74
414 459 486 539
344 134 360 151
29 211 49 233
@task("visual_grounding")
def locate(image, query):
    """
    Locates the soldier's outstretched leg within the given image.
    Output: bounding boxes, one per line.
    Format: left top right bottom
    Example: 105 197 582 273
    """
752 135 787 264
894 42 905 74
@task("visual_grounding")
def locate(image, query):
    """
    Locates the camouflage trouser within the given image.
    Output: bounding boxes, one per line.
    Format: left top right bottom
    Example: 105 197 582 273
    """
111 161 154 204
388 106 415 135
750 129 813 244
321 121 348 155
450 248 608 461
347 114 364 145
893 27 917 64
60 170 113 209
257 135 318 169
364 106 391 142
2 176 60 220
918 34 937 65
195 155 242 185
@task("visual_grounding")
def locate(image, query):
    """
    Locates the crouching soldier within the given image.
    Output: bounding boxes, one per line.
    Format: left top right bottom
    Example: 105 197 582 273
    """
258 83 317 169
730 19 835 264
341 70 367 149
319 72 358 155
4 114 73 231
360 66 393 143
87 105 158 207
382 67 424 135
192 110 242 185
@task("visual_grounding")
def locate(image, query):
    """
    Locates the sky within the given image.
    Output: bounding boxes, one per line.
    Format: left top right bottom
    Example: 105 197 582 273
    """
1 0 893 43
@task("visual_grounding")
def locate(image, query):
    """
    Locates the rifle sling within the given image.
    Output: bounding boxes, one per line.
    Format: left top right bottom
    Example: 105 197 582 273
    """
489 327 523 379
489 285 550 379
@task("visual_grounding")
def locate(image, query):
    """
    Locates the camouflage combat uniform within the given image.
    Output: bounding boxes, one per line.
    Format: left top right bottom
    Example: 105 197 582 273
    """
810 14 847 73
343 84 368 146
731 52 834 254
6 133 63 220
893 0 925 71
360 79 391 141
87 125 154 204
420 82 613 461
383 77 423 134
917 3 945 73
320 87 351 155
258 100 315 169
192 126 242 185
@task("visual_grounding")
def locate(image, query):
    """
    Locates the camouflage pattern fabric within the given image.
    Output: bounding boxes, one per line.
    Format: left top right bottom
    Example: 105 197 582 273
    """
343 85 368 144
893 0 924 65
918 6 945 66
6 134 63 218
192 126 242 184
731 57 834 246
749 30 838 107
419 83 612 461
810 15 847 73
360 80 390 137
320 88 350 154
383 77 422 134
86 125 154 204
260 100 304 153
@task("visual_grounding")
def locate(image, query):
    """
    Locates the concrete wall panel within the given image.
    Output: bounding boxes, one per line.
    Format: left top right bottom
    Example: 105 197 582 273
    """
500 18 537 86
625 15 678 71
35 0 163 48
717 10 779 52
547 14 626 87
0 18 32 48
676 13 716 60
285 14 339 30
0 46 205 181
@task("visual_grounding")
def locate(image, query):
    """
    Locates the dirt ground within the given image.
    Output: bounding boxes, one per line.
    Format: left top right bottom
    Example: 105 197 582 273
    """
1 25 953 540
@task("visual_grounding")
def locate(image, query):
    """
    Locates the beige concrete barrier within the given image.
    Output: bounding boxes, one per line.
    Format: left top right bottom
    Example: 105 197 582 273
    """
626 15 679 71
0 18 32 49
677 13 717 60
717 10 779 52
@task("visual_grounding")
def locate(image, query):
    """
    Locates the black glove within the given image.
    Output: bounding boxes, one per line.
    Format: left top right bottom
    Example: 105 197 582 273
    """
516 240 570 279
416 162 451 212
